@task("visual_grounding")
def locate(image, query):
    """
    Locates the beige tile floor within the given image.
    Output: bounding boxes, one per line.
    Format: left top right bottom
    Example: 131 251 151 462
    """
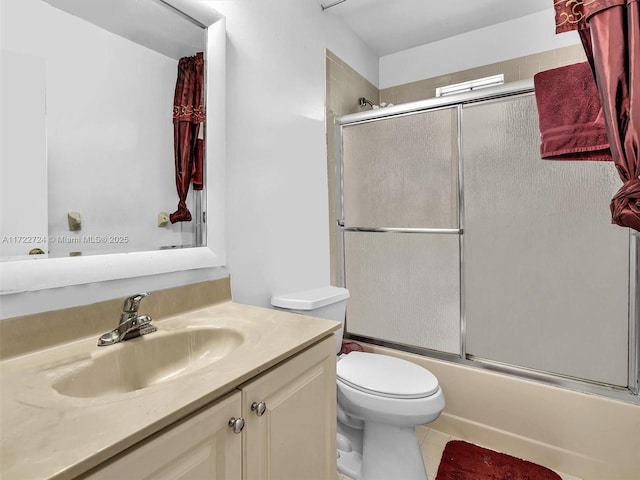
338 426 582 480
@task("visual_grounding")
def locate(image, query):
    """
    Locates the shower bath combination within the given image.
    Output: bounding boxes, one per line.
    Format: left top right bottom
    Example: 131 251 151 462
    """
337 80 638 402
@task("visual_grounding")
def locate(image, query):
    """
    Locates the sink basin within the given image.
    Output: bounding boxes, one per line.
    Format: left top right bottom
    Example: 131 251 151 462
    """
52 327 243 398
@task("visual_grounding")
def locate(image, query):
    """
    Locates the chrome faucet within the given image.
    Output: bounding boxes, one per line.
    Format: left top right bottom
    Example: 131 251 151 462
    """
97 293 157 346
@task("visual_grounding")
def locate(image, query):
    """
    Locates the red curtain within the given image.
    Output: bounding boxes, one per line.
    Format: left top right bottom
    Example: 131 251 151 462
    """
554 0 640 231
170 52 205 224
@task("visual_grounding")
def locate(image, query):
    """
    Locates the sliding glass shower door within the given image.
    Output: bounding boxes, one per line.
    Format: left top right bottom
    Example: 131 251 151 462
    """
461 94 630 386
337 89 636 391
340 107 461 355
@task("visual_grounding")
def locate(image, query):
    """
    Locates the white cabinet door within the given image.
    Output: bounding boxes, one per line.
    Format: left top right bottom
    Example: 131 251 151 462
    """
242 337 337 480
82 391 242 480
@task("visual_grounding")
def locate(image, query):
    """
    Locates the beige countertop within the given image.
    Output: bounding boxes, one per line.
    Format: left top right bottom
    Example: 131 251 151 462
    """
0 301 339 480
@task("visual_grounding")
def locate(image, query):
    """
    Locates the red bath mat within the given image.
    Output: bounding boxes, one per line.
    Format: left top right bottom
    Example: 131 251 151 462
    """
436 440 562 480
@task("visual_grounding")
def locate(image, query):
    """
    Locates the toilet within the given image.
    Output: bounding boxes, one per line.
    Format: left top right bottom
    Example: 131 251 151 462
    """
271 286 445 480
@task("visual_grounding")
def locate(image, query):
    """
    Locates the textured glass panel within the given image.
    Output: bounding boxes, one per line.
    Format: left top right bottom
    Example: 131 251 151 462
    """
344 231 460 354
462 94 629 386
342 108 459 229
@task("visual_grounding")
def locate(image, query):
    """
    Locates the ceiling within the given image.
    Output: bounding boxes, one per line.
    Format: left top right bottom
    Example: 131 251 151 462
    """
318 0 552 56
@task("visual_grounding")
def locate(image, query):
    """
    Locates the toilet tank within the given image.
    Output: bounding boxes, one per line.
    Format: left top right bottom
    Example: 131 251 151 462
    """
271 286 349 354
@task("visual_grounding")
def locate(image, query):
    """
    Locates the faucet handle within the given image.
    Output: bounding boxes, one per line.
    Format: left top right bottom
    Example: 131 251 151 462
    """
123 292 150 313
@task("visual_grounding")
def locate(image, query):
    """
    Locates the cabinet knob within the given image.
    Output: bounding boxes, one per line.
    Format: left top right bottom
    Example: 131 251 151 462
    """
228 417 245 434
251 401 267 417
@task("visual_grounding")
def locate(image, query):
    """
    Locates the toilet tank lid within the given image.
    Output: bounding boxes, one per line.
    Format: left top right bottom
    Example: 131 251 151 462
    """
271 286 350 310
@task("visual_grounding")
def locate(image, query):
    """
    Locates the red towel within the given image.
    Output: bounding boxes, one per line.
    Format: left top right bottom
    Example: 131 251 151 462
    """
533 62 612 161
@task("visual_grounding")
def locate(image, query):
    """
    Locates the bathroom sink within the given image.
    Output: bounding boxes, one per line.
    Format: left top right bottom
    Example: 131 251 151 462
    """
52 327 244 398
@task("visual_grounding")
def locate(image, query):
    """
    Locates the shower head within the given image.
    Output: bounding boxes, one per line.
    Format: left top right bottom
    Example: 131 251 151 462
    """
359 97 374 108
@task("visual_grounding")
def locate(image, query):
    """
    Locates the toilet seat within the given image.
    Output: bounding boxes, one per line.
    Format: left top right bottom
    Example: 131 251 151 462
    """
337 352 439 399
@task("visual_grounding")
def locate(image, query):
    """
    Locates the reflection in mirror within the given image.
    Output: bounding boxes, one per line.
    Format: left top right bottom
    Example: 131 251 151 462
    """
1 0 207 261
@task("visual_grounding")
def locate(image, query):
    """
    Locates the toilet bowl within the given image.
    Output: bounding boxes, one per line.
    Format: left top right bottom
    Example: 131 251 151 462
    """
336 351 445 480
271 287 445 480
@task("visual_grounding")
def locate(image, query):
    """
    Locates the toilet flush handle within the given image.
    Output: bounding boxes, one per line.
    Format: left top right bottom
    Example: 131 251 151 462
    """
251 401 267 416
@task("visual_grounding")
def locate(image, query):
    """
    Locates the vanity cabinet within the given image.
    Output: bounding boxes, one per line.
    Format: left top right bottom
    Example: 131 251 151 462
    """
80 336 336 480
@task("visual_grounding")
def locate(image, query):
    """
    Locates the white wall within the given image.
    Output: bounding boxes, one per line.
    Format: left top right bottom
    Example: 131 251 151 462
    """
379 8 581 89
212 0 378 308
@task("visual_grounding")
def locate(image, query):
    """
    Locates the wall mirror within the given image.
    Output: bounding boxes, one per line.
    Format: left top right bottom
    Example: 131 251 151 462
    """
0 0 226 294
